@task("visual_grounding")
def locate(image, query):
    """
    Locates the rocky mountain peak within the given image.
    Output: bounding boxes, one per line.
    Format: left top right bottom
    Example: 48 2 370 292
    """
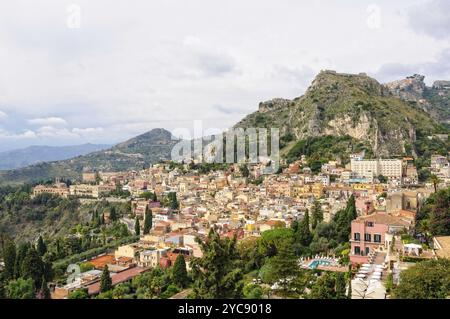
384 74 427 101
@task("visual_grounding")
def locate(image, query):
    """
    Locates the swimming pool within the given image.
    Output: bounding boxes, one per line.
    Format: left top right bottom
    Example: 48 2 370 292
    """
308 259 332 269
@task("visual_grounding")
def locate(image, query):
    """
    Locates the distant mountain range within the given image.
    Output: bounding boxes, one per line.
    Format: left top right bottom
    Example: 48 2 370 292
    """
0 129 178 185
0 144 111 170
0 71 448 185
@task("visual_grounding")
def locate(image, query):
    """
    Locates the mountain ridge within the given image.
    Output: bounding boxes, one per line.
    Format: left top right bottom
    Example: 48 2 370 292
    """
0 143 111 170
0 71 448 185
235 70 446 160
0 128 178 185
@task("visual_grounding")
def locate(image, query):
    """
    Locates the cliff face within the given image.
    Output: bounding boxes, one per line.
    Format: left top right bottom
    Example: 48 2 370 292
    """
235 71 442 158
384 74 426 102
385 75 450 124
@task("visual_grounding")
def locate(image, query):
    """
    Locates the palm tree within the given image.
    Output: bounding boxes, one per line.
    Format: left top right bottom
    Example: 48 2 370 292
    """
429 174 441 193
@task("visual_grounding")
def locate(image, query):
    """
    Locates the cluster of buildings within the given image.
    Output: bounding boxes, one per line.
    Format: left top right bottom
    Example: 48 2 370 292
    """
40 150 450 298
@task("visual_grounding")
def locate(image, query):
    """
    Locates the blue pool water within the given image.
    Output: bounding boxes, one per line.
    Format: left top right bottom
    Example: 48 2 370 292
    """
308 259 332 269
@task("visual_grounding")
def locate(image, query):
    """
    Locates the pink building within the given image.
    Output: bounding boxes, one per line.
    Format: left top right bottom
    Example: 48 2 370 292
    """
350 213 413 264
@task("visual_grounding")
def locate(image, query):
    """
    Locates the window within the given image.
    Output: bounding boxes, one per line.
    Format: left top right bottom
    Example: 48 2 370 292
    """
365 247 370 255
354 246 361 255
374 234 382 243
354 233 361 241
364 234 371 242
367 222 374 227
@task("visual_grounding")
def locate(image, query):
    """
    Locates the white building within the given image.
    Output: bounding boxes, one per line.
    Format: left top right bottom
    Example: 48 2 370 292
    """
350 158 402 179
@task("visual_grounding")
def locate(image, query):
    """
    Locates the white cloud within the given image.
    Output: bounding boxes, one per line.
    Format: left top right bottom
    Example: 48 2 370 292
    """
0 110 7 120
0 0 448 150
0 129 37 140
27 117 68 127
407 0 450 40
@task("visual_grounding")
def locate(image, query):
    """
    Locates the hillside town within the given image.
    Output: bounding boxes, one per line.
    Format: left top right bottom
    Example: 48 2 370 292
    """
27 150 450 299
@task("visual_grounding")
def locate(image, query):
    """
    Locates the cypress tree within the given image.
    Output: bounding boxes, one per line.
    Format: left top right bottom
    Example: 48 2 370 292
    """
346 195 357 223
143 207 153 235
347 265 352 299
14 242 30 278
335 272 347 299
135 216 140 236
311 200 324 230
297 210 312 246
2 239 16 280
100 265 112 292
21 247 45 289
172 254 189 288
37 276 51 299
110 206 117 222
36 235 47 257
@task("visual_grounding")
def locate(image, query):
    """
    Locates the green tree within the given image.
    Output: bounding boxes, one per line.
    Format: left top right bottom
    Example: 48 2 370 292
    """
36 235 47 257
429 188 450 236
100 265 112 293
393 259 450 299
112 283 131 299
143 207 153 235
109 206 118 222
335 272 347 299
243 283 263 299
172 254 189 288
21 247 45 288
377 175 388 183
267 238 299 296
95 171 101 184
2 239 16 280
36 276 51 299
240 164 250 178
347 269 352 299
68 288 89 299
14 242 30 279
160 284 180 299
332 195 357 244
429 174 441 193
346 195 357 223
6 278 35 299
308 272 336 299
167 192 179 210
311 200 324 230
191 228 243 298
135 216 141 236
140 191 157 201
296 211 312 247
237 237 265 272
79 262 94 273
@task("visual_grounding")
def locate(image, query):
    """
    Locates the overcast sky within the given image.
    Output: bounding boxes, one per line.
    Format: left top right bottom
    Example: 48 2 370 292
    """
0 0 449 151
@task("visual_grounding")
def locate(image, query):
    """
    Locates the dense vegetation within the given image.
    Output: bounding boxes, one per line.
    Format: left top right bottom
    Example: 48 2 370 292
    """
393 259 450 299
286 135 373 166
416 187 450 238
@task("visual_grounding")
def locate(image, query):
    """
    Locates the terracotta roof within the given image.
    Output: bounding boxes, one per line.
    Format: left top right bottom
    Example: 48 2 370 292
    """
356 213 411 227
87 267 149 295
89 255 115 269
